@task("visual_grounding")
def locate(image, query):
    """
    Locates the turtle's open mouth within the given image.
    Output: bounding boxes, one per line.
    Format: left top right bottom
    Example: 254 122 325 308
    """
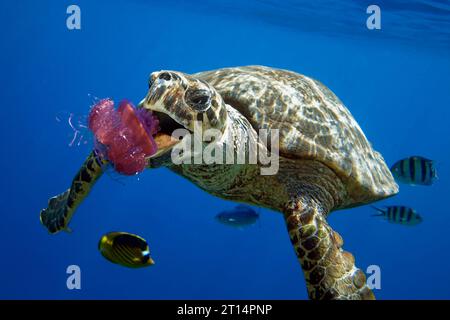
147 110 189 159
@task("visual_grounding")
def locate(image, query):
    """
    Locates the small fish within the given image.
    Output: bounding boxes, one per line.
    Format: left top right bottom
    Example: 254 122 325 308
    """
215 205 260 228
390 156 437 186
371 206 423 226
98 232 155 268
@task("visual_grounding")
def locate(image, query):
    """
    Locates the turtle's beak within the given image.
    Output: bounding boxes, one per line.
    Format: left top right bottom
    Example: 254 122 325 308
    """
139 97 186 160
137 99 145 109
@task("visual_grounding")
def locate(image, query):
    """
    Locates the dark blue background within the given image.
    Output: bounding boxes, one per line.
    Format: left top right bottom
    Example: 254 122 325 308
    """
0 0 449 299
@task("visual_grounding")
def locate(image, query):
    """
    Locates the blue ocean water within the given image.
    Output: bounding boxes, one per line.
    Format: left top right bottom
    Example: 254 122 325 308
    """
0 0 449 299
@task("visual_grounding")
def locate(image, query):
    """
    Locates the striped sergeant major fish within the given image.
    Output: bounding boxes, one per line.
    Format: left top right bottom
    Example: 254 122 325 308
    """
371 206 423 226
390 156 437 186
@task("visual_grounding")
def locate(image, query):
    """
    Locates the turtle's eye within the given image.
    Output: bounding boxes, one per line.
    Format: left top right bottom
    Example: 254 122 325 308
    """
185 89 211 112
158 72 172 81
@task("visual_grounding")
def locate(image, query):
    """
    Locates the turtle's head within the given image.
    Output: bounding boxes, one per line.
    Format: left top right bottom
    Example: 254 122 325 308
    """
139 70 228 164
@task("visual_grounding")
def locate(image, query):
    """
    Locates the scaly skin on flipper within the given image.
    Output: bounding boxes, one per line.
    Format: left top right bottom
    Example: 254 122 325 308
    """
283 179 374 300
273 157 375 299
284 198 374 300
40 151 106 233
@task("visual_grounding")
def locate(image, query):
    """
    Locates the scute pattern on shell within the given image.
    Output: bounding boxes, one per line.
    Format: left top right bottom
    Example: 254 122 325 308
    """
195 66 398 206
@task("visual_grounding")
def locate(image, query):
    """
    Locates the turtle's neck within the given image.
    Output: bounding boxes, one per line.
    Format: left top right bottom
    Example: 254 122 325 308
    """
159 104 290 210
166 105 260 194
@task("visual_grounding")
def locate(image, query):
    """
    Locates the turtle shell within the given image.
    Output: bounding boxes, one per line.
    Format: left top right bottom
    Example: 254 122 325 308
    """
195 66 398 207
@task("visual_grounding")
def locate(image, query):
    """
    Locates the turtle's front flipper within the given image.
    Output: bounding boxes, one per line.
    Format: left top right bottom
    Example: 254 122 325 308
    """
284 195 374 300
40 151 107 234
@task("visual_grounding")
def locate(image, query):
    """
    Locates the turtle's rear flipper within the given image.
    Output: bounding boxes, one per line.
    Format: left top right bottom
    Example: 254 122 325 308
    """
40 189 71 233
40 151 107 234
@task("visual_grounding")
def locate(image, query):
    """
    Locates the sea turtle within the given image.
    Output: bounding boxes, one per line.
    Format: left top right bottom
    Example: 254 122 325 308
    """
40 66 398 300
